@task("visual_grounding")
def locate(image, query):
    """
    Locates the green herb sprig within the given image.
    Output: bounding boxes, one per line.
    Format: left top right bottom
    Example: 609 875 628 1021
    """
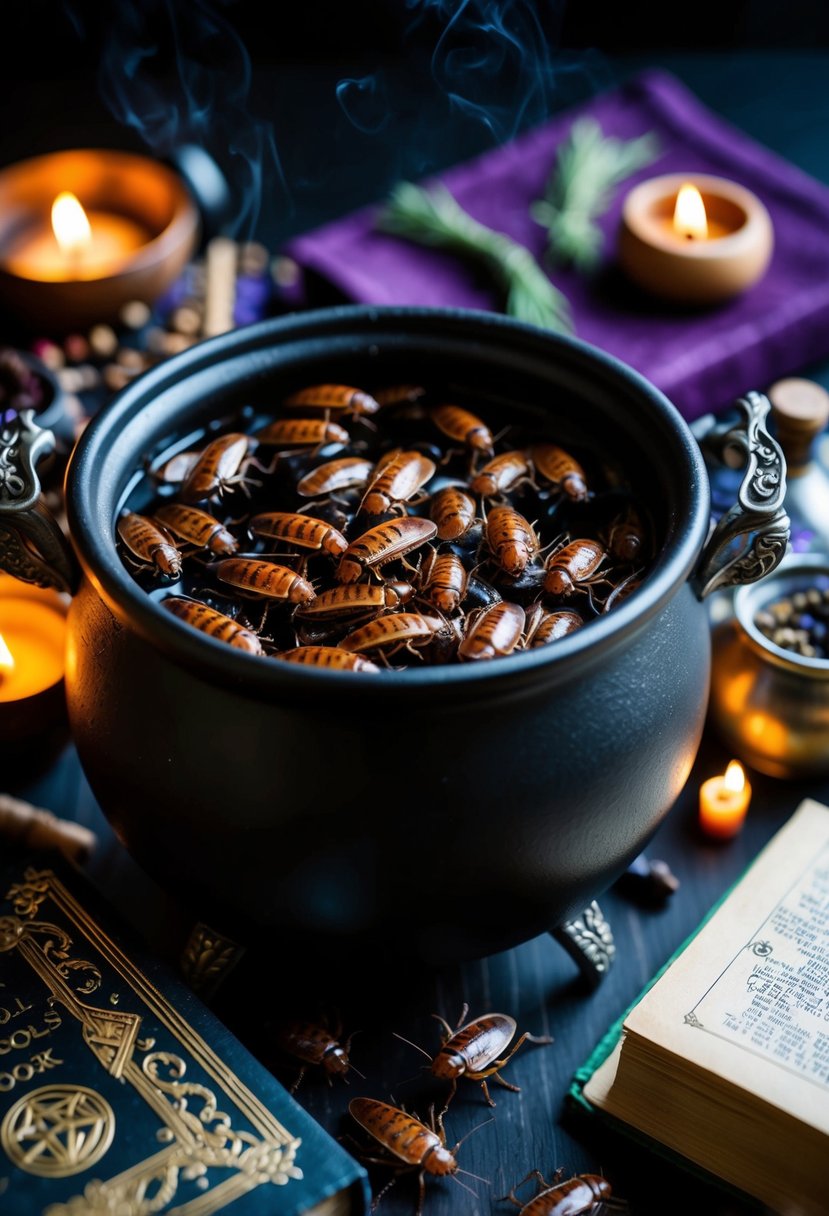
531 118 660 272
378 181 573 335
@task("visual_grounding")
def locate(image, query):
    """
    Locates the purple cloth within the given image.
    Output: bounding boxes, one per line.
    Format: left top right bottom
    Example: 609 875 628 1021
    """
287 71 829 422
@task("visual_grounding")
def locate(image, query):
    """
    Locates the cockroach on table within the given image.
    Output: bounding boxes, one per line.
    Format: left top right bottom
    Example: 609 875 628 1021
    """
499 1168 623 1215
273 1017 361 1092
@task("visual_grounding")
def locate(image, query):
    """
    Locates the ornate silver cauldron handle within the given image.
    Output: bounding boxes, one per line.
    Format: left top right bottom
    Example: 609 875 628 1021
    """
0 412 79 594
693 391 790 599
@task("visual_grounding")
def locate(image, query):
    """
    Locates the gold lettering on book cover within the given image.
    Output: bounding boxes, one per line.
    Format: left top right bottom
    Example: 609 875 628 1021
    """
1 1083 115 1177
1 869 304 1215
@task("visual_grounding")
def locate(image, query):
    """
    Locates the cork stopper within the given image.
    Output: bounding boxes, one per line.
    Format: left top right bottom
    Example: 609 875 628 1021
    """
768 378 829 473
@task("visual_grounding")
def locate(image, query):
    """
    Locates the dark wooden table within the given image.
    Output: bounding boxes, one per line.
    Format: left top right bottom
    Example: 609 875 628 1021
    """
6 47 829 1216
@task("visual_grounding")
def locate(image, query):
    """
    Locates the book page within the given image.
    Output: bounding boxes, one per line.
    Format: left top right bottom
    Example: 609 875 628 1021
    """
618 799 829 1133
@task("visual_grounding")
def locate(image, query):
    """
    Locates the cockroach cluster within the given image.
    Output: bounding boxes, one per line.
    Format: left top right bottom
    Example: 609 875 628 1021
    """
276 1005 622 1215
117 381 653 671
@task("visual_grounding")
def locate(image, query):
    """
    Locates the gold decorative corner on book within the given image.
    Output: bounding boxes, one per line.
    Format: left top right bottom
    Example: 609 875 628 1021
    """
180 921 246 1000
0 866 303 1215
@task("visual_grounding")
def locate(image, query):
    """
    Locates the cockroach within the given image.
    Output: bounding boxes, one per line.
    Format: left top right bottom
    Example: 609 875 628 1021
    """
151 449 199 484
396 1004 551 1108
526 609 583 648
485 505 538 576
429 486 477 541
215 558 315 604
470 450 533 498
458 602 525 661
249 511 347 556
117 513 182 577
255 418 349 448
296 456 374 498
274 646 379 672
283 384 380 417
360 449 436 515
295 582 413 620
340 612 443 658
531 443 589 501
420 551 468 614
608 508 646 563
337 518 437 583
348 1098 483 1216
544 539 607 599
273 1019 359 1091
154 503 239 556
431 404 493 453
372 384 426 407
500 1169 617 1216
180 433 256 503
163 596 263 653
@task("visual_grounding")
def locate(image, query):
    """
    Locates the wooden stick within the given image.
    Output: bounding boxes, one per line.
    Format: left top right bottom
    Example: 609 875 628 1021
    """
0 794 96 862
202 237 237 338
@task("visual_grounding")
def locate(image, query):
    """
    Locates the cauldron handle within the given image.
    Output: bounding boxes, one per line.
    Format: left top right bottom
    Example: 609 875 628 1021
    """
550 900 616 990
0 412 80 594
692 391 790 599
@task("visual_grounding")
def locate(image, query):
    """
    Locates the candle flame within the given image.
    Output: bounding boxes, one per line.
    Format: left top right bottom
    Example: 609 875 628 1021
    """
51 192 92 254
724 760 745 793
673 183 708 240
0 631 14 677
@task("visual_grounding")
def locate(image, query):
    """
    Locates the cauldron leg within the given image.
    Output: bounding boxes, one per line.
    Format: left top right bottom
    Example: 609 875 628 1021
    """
180 921 246 1000
550 900 615 991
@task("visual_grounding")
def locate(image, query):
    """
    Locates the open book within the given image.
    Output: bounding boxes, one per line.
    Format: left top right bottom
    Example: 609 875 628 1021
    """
580 799 829 1216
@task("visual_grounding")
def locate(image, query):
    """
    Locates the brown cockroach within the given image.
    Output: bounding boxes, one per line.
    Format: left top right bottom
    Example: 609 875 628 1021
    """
283 384 380 417
151 449 200 484
215 558 315 604
470 450 533 498
348 1098 481 1216
458 603 526 661
180 433 257 503
255 418 349 448
295 582 413 620
420 551 468 614
249 511 347 556
296 456 374 499
608 508 645 563
531 443 589 501
273 1019 359 1091
340 612 443 658
526 609 584 648
544 539 607 599
163 596 263 653
372 384 426 407
274 646 379 672
154 503 239 556
396 1004 552 1108
485 505 539 576
500 1169 616 1216
360 449 436 515
431 404 493 453
429 486 477 541
337 518 437 583
117 513 182 577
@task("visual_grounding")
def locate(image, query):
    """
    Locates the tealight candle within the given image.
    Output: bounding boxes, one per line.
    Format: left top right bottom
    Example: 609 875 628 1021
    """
619 173 773 305
5 191 148 282
0 575 67 745
699 760 752 839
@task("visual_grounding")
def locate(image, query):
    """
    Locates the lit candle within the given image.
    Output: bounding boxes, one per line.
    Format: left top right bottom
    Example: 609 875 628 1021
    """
4 191 148 282
0 577 67 745
618 173 773 304
699 761 752 839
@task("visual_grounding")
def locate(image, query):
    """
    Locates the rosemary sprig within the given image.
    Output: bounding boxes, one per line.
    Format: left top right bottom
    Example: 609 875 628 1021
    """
531 118 660 272
378 181 573 335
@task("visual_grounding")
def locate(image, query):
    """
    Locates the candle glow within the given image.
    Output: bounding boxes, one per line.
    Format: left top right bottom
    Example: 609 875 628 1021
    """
0 631 14 681
673 183 709 240
723 759 745 793
699 761 752 840
51 192 93 256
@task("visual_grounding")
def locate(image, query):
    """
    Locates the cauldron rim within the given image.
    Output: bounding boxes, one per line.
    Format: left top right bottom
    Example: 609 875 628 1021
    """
66 305 709 697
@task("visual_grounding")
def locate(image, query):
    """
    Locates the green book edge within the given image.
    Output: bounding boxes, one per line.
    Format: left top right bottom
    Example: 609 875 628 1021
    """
567 873 766 1212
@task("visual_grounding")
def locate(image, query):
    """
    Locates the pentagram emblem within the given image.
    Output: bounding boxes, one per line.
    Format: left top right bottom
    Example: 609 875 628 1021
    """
1 1085 114 1177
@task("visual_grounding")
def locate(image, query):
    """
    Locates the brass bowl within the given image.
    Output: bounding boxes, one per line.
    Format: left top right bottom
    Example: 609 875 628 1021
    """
710 554 829 777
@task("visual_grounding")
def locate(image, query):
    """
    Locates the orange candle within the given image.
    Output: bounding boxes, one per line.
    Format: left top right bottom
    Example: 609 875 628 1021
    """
4 191 148 282
699 761 752 839
0 578 67 745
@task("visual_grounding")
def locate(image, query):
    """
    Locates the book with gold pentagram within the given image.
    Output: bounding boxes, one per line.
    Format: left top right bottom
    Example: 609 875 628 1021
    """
0 851 369 1215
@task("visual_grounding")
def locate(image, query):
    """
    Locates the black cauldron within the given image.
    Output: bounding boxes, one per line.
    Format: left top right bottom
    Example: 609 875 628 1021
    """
0 308 788 982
